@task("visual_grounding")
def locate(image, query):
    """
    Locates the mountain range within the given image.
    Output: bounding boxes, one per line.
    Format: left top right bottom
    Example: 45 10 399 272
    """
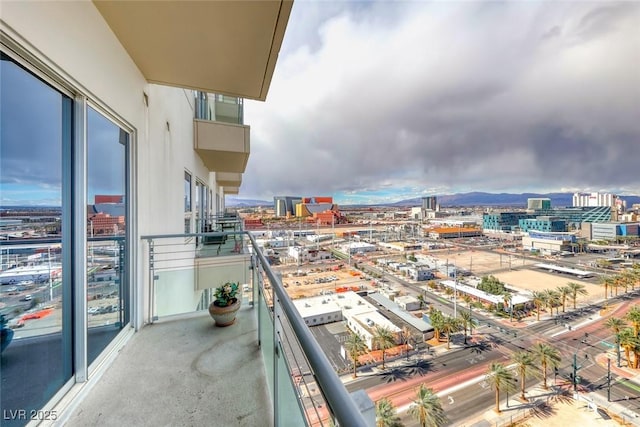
227 192 640 208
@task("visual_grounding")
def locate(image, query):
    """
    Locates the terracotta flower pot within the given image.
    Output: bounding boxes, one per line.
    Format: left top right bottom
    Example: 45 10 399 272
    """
208 298 241 327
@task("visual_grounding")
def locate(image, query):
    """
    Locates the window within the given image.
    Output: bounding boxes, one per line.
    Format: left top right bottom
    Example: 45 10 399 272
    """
195 180 207 232
184 171 192 212
184 171 192 233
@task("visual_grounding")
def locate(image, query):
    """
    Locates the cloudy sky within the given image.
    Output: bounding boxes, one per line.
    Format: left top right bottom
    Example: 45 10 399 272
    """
243 0 640 205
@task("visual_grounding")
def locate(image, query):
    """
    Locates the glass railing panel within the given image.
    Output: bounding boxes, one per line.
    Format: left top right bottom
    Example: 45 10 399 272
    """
274 295 332 427
248 231 369 427
194 92 244 124
146 234 251 320
276 339 308 427
259 285 275 404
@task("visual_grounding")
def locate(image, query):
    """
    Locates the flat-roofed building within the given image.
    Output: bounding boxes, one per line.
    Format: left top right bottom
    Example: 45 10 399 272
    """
293 291 400 349
429 227 482 239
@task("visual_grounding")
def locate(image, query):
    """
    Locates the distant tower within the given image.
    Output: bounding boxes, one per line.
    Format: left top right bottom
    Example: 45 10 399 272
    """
527 198 551 210
422 196 437 211
572 192 618 207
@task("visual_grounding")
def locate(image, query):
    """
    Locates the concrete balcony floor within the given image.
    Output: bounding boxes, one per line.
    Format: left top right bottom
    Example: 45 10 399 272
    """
66 306 272 427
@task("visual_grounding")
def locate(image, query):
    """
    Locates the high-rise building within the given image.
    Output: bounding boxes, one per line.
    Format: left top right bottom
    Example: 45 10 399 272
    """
422 196 438 211
527 198 551 210
572 192 618 207
273 196 301 217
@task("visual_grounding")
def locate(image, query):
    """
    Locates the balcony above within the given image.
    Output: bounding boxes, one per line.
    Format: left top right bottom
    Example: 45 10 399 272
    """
216 172 242 188
194 119 250 173
93 1 293 101
223 186 240 195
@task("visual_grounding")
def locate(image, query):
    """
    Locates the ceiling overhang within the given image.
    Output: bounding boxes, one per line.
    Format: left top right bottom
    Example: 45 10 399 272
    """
94 0 293 101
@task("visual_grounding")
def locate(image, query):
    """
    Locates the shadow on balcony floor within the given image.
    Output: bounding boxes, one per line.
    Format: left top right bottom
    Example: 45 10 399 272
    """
66 307 272 427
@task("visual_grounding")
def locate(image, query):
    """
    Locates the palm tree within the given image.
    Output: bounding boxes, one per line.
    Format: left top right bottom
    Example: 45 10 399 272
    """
619 328 640 369
416 293 427 310
463 294 473 307
599 276 612 300
544 289 561 316
401 326 413 360
459 310 477 344
605 316 627 367
408 384 447 427
375 398 403 427
627 305 640 338
485 362 515 413
372 326 396 370
567 282 588 310
502 291 513 322
345 332 368 378
512 351 536 401
556 285 571 313
531 291 546 321
615 273 629 295
532 342 561 389
428 307 444 342
441 315 460 349
611 276 621 297
623 269 639 291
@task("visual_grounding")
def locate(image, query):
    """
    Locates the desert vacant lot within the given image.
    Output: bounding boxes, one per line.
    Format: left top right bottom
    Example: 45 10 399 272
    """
492 269 603 302
431 249 603 303
431 249 537 275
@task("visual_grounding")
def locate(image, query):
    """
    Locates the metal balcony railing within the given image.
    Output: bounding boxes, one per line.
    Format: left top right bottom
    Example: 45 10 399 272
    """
141 230 369 427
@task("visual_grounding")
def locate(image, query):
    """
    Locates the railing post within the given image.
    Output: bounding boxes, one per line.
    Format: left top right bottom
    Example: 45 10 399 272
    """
148 239 155 324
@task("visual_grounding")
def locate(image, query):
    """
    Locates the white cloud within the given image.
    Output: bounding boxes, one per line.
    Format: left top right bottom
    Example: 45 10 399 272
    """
243 1 640 203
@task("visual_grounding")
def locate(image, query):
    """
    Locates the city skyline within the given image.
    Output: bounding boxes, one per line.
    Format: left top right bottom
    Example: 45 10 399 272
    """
243 1 640 205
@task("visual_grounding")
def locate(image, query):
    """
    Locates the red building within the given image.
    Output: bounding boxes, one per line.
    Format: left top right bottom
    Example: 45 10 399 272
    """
95 195 124 204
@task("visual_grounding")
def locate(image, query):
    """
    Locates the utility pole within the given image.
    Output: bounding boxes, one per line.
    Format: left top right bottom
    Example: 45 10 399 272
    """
454 268 457 318
607 358 612 402
573 353 579 392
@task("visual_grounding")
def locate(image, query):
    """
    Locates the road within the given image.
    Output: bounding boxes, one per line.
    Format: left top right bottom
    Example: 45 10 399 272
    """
339 260 640 425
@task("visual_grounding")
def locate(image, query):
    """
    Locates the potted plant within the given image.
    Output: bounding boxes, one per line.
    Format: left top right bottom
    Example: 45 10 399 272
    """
208 282 241 327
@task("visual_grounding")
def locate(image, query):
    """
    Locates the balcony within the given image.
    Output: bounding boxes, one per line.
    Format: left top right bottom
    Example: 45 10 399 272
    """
61 231 370 426
216 172 243 188
194 119 250 174
223 186 240 195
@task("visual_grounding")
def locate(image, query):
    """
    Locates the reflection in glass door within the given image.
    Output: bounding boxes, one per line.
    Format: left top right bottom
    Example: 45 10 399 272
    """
86 107 129 364
0 52 72 427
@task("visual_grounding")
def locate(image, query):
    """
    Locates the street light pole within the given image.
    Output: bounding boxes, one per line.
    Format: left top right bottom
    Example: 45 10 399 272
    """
573 334 589 392
607 358 612 402
454 268 457 318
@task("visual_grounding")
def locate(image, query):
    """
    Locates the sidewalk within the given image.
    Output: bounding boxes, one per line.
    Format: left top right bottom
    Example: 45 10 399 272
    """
464 384 634 427
591 352 640 422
